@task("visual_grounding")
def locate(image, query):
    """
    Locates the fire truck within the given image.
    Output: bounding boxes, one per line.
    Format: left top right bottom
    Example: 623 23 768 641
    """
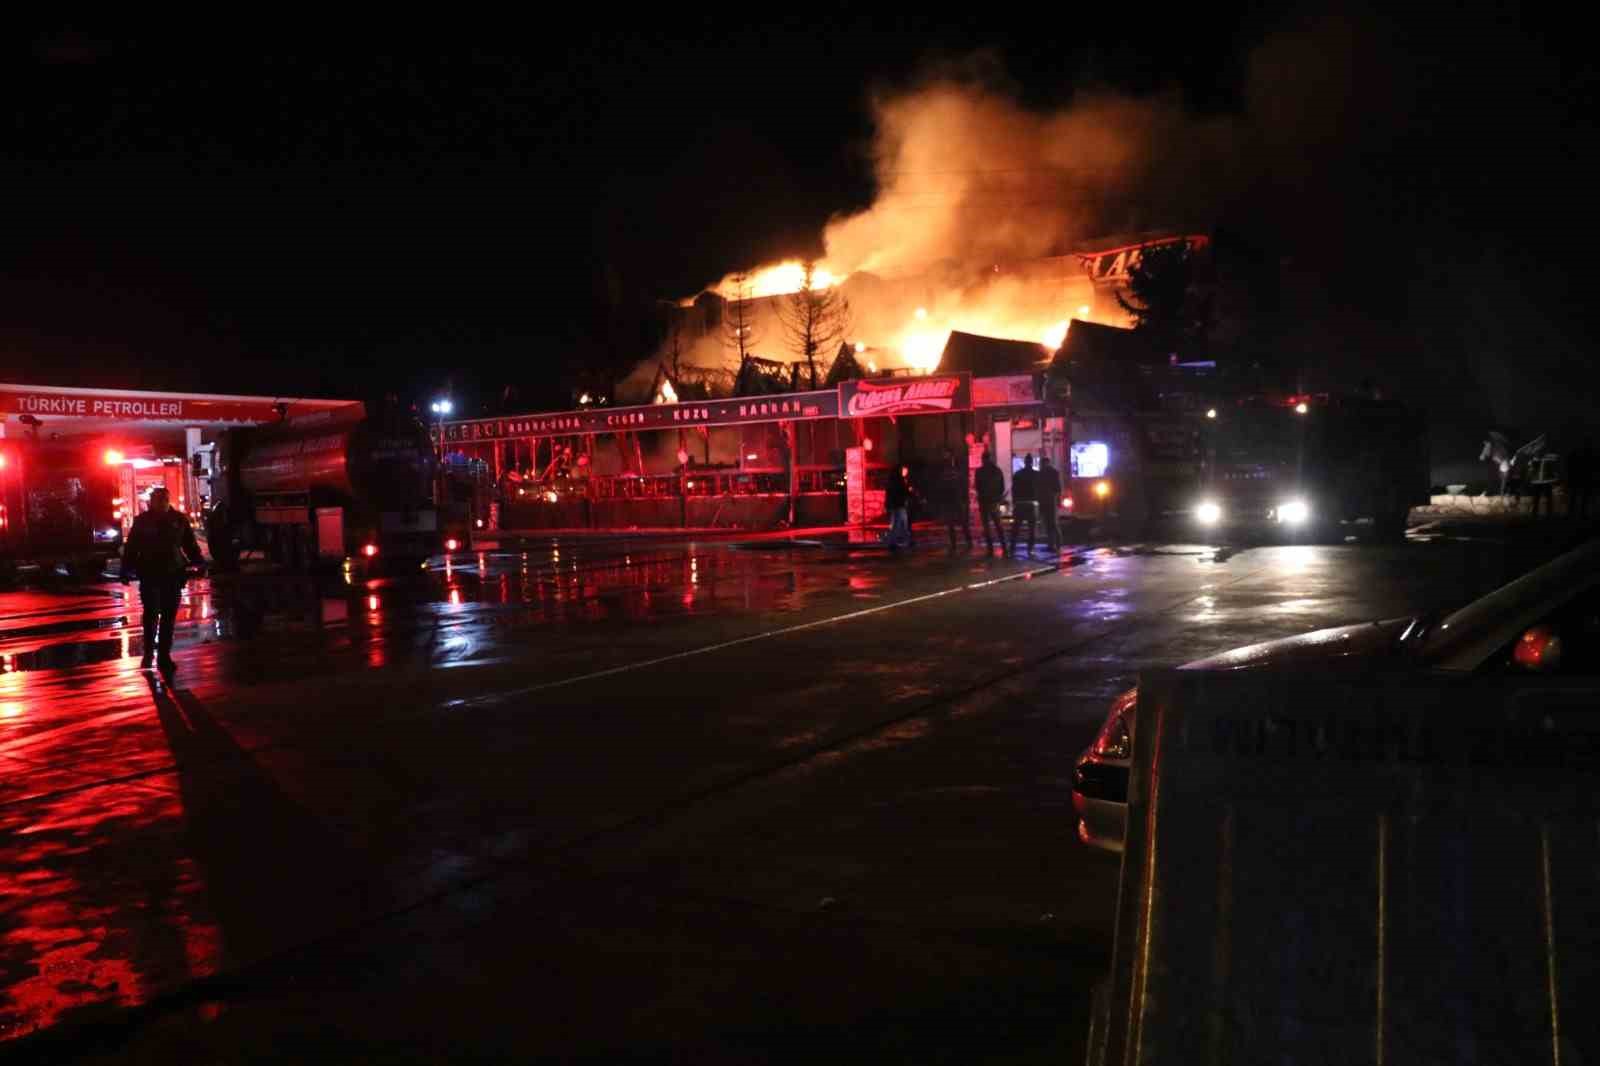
203 404 440 572
1059 408 1204 527
1057 389 1428 541
1190 394 1430 540
0 436 194 580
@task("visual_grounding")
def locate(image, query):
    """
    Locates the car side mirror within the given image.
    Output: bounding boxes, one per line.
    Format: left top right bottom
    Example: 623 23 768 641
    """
1512 624 1563 673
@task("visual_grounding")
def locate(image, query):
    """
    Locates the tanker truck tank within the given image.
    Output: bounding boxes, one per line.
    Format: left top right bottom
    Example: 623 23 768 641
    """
212 405 439 572
238 418 435 509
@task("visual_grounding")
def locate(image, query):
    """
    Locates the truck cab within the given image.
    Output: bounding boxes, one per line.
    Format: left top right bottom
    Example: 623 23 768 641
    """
1192 396 1428 540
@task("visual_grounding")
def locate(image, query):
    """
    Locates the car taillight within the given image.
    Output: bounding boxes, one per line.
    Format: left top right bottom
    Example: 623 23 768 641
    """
362 543 379 557
445 538 460 552
1513 624 1562 671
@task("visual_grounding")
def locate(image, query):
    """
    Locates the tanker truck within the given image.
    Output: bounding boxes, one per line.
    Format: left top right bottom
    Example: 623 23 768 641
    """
204 404 440 572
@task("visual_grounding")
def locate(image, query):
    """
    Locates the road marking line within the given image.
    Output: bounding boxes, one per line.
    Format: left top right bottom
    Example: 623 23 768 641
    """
440 562 1061 709
1542 824 1561 1066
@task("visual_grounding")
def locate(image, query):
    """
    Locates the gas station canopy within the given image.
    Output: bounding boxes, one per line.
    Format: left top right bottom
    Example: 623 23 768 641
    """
0 383 357 439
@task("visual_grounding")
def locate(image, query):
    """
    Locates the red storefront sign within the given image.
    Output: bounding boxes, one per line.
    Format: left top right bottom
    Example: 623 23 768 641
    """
838 373 972 418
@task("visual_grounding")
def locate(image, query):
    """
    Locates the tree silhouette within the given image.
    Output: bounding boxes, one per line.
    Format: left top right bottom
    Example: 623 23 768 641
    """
776 260 851 389
1115 240 1205 356
721 270 763 364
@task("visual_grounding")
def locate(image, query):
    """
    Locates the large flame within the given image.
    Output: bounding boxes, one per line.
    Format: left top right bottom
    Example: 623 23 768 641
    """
717 259 845 300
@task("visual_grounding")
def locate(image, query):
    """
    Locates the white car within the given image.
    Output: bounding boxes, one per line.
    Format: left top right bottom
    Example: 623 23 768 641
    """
1072 536 1600 851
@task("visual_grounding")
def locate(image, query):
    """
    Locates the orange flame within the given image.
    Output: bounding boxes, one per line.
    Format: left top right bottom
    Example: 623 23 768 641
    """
717 259 845 300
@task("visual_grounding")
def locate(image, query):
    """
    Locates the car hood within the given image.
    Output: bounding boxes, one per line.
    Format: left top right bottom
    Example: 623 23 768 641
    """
1178 617 1413 673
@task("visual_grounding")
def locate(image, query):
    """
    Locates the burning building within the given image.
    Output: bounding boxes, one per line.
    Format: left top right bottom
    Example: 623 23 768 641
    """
635 231 1211 403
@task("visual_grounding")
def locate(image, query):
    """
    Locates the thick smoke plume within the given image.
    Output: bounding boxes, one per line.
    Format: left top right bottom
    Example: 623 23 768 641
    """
819 80 1236 279
661 22 1416 393
657 73 1243 390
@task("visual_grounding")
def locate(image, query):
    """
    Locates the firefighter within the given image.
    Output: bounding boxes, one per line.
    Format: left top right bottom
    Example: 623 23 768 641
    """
1009 454 1039 555
975 451 1007 555
121 487 205 673
1037 455 1063 554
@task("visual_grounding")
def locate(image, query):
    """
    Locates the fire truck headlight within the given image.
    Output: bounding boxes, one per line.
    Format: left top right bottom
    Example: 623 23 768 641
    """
1196 500 1223 526
1277 499 1310 525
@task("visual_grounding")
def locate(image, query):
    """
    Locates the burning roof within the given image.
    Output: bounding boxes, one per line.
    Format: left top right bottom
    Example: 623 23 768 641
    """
935 331 1051 376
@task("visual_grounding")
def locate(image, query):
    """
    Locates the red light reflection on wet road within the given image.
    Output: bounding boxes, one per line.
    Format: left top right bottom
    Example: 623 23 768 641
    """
0 537 1029 1041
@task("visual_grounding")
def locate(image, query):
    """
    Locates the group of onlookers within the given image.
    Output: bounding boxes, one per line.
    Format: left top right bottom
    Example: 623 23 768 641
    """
883 449 1064 556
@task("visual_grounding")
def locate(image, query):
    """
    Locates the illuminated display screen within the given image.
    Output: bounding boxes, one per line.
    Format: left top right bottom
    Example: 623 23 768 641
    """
1070 441 1110 479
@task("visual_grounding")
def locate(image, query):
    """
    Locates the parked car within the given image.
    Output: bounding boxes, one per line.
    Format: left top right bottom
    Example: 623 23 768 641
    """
1072 536 1600 851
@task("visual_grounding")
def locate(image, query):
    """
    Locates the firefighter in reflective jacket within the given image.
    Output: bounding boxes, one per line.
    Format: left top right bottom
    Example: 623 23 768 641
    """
121 487 204 673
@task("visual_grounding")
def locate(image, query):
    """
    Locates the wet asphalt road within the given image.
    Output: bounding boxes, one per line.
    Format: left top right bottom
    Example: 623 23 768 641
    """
0 523 1581 1063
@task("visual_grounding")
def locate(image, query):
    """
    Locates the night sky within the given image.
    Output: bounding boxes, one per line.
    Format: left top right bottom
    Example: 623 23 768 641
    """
4 12 1595 432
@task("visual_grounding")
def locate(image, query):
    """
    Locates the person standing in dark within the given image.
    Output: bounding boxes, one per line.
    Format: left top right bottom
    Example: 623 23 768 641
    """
1529 452 1557 518
937 447 973 552
1036 455 1063 554
885 465 914 550
121 487 205 672
1009 454 1039 555
975 451 1007 555
1568 441 1593 518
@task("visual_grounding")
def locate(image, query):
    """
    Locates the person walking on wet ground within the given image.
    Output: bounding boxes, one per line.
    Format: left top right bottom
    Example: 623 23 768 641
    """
1036 455 1063 554
121 487 205 673
975 451 1007 555
1009 454 1039 555
885 464 915 550
937 447 974 552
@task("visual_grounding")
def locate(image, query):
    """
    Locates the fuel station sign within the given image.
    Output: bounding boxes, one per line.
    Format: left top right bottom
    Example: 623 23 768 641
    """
0 385 356 428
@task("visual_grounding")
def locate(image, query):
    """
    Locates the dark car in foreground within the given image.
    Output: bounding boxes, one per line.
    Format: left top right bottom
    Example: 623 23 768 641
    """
1072 537 1600 851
